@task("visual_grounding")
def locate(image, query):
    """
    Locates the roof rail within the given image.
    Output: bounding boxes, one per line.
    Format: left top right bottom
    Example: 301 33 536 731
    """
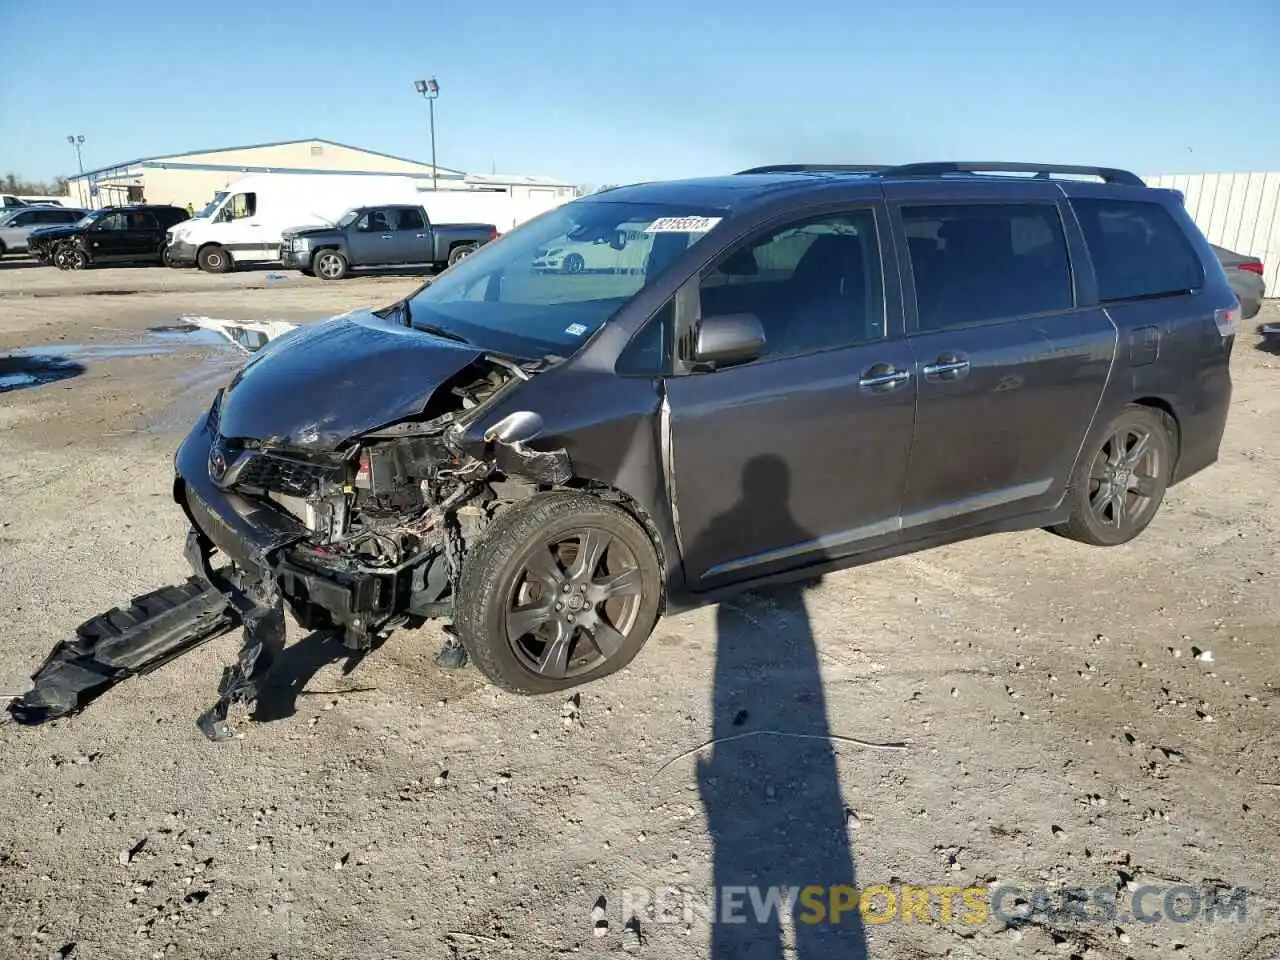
734 163 886 175
880 162 1145 186
733 161 1145 187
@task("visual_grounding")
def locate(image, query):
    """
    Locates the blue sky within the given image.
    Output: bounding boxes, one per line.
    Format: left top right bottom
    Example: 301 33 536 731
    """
1 0 1277 187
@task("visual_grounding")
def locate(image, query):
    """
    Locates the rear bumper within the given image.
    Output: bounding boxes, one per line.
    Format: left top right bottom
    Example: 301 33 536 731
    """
165 238 198 267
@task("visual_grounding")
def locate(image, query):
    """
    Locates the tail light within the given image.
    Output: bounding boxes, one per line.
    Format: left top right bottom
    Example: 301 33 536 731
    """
1214 303 1240 337
488 226 498 241
1238 261 1264 275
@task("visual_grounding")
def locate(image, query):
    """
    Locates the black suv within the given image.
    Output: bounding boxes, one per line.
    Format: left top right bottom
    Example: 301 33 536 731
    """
36 204 189 269
169 161 1236 731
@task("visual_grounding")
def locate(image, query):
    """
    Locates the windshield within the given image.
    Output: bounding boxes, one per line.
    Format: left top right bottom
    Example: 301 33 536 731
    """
74 210 106 228
336 208 362 228
404 199 727 358
196 192 227 219
0 210 19 226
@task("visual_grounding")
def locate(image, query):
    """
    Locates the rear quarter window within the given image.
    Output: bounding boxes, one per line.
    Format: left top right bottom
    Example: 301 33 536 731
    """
1071 198 1204 303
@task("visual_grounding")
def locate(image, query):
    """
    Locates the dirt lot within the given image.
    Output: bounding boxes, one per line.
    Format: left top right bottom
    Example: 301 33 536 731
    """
0 261 1277 960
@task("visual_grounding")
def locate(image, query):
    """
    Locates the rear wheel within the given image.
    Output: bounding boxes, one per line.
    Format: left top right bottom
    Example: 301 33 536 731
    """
313 249 348 280
455 492 662 694
197 245 232 274
447 243 477 267
562 253 585 274
1053 405 1173 546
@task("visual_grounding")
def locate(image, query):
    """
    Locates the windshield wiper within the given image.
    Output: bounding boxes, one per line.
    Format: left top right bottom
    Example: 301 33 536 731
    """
412 319 471 345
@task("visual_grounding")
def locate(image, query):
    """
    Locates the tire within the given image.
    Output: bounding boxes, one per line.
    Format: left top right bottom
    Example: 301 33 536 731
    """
455 491 663 694
162 246 182 268
447 243 477 267
197 245 232 274
562 253 585 274
54 242 87 270
1053 405 1173 547
0 241 7 258
313 249 348 280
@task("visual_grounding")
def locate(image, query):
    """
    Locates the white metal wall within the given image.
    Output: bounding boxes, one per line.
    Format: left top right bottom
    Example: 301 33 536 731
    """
1145 171 1279 294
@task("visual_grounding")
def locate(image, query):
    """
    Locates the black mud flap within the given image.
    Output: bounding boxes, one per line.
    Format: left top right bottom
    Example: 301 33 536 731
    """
7 578 241 725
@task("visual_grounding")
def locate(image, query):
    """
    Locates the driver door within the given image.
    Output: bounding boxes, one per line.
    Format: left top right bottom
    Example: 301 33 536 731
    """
347 208 396 265
85 211 130 261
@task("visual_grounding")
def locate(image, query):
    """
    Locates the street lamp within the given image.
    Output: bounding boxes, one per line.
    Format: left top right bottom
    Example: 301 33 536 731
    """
67 135 85 205
413 78 440 190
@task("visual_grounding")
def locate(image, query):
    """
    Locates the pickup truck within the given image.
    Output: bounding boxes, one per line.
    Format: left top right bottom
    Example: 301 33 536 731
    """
279 204 497 280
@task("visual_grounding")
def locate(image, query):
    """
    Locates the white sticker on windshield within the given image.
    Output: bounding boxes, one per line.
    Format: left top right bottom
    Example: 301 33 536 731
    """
564 323 588 337
645 216 722 234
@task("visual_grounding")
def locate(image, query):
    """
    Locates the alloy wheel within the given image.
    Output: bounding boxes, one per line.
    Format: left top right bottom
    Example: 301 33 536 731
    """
1087 425 1161 530
317 253 343 279
504 528 644 679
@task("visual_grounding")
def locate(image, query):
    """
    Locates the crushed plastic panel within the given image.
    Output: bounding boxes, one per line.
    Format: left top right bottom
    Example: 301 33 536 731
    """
7 578 241 725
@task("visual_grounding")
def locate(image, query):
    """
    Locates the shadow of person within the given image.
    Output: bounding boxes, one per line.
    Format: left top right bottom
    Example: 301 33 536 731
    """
693 455 868 960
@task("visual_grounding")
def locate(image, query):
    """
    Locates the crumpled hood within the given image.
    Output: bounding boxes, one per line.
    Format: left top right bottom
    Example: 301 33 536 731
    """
216 309 484 450
281 224 338 239
28 225 78 242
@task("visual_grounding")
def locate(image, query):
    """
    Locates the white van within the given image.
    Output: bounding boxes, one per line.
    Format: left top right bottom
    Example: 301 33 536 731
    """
166 174 430 272
165 174 544 273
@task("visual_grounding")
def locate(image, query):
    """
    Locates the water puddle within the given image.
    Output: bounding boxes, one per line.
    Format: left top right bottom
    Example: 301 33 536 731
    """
1 317 299 397
0 355 86 393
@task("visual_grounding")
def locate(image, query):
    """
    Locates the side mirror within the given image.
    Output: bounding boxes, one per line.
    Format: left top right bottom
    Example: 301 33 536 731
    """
609 230 627 251
692 313 765 367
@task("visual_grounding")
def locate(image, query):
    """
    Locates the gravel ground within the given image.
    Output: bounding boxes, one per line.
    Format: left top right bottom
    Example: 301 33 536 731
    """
0 261 1277 960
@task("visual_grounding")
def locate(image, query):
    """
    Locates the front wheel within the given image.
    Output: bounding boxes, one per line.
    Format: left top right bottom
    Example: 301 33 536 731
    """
54 243 87 270
313 249 348 280
455 492 663 694
1053 405 1173 547
197 245 232 273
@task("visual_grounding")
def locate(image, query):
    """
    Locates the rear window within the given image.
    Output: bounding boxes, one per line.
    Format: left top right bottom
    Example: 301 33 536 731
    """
1071 198 1204 303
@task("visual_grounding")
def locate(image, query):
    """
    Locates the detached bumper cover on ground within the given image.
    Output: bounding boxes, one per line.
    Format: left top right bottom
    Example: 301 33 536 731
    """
7 578 241 724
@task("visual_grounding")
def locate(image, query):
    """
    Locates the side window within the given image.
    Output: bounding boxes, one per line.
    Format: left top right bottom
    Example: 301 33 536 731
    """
902 203 1074 331
228 192 256 220
55 210 80 223
362 208 392 232
396 207 425 231
12 211 38 225
695 209 884 362
99 212 128 231
616 300 672 376
1070 198 1204 303
129 212 159 230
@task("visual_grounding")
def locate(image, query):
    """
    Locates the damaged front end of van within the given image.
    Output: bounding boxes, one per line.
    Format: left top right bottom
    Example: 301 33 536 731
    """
11 306 574 740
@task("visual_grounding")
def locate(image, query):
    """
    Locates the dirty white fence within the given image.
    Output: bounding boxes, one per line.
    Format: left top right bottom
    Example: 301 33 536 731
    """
1146 171 1279 294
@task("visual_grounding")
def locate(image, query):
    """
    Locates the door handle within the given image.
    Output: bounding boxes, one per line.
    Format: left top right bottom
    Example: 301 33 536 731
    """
858 365 911 390
415 233 426 238
922 353 970 380
380 234 393 240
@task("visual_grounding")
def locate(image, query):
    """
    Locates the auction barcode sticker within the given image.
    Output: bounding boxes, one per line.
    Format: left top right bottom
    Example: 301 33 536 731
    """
645 216 723 234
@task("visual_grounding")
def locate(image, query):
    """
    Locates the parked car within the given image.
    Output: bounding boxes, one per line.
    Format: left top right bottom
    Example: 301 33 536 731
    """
43 205 189 269
1211 244 1266 319
277 204 497 279
0 205 87 257
156 158 1244 736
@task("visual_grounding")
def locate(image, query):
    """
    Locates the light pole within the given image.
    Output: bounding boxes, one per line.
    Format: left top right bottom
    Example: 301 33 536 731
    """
413 78 440 190
67 135 85 205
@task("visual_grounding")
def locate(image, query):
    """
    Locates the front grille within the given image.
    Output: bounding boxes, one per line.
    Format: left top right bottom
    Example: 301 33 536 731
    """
234 453 342 498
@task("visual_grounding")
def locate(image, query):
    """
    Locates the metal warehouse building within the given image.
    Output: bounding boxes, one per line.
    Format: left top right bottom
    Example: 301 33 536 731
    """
1148 170 1279 293
64 137 577 211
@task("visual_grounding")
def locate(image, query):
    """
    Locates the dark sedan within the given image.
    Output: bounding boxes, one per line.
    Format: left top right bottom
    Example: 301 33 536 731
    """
1212 244 1266 319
